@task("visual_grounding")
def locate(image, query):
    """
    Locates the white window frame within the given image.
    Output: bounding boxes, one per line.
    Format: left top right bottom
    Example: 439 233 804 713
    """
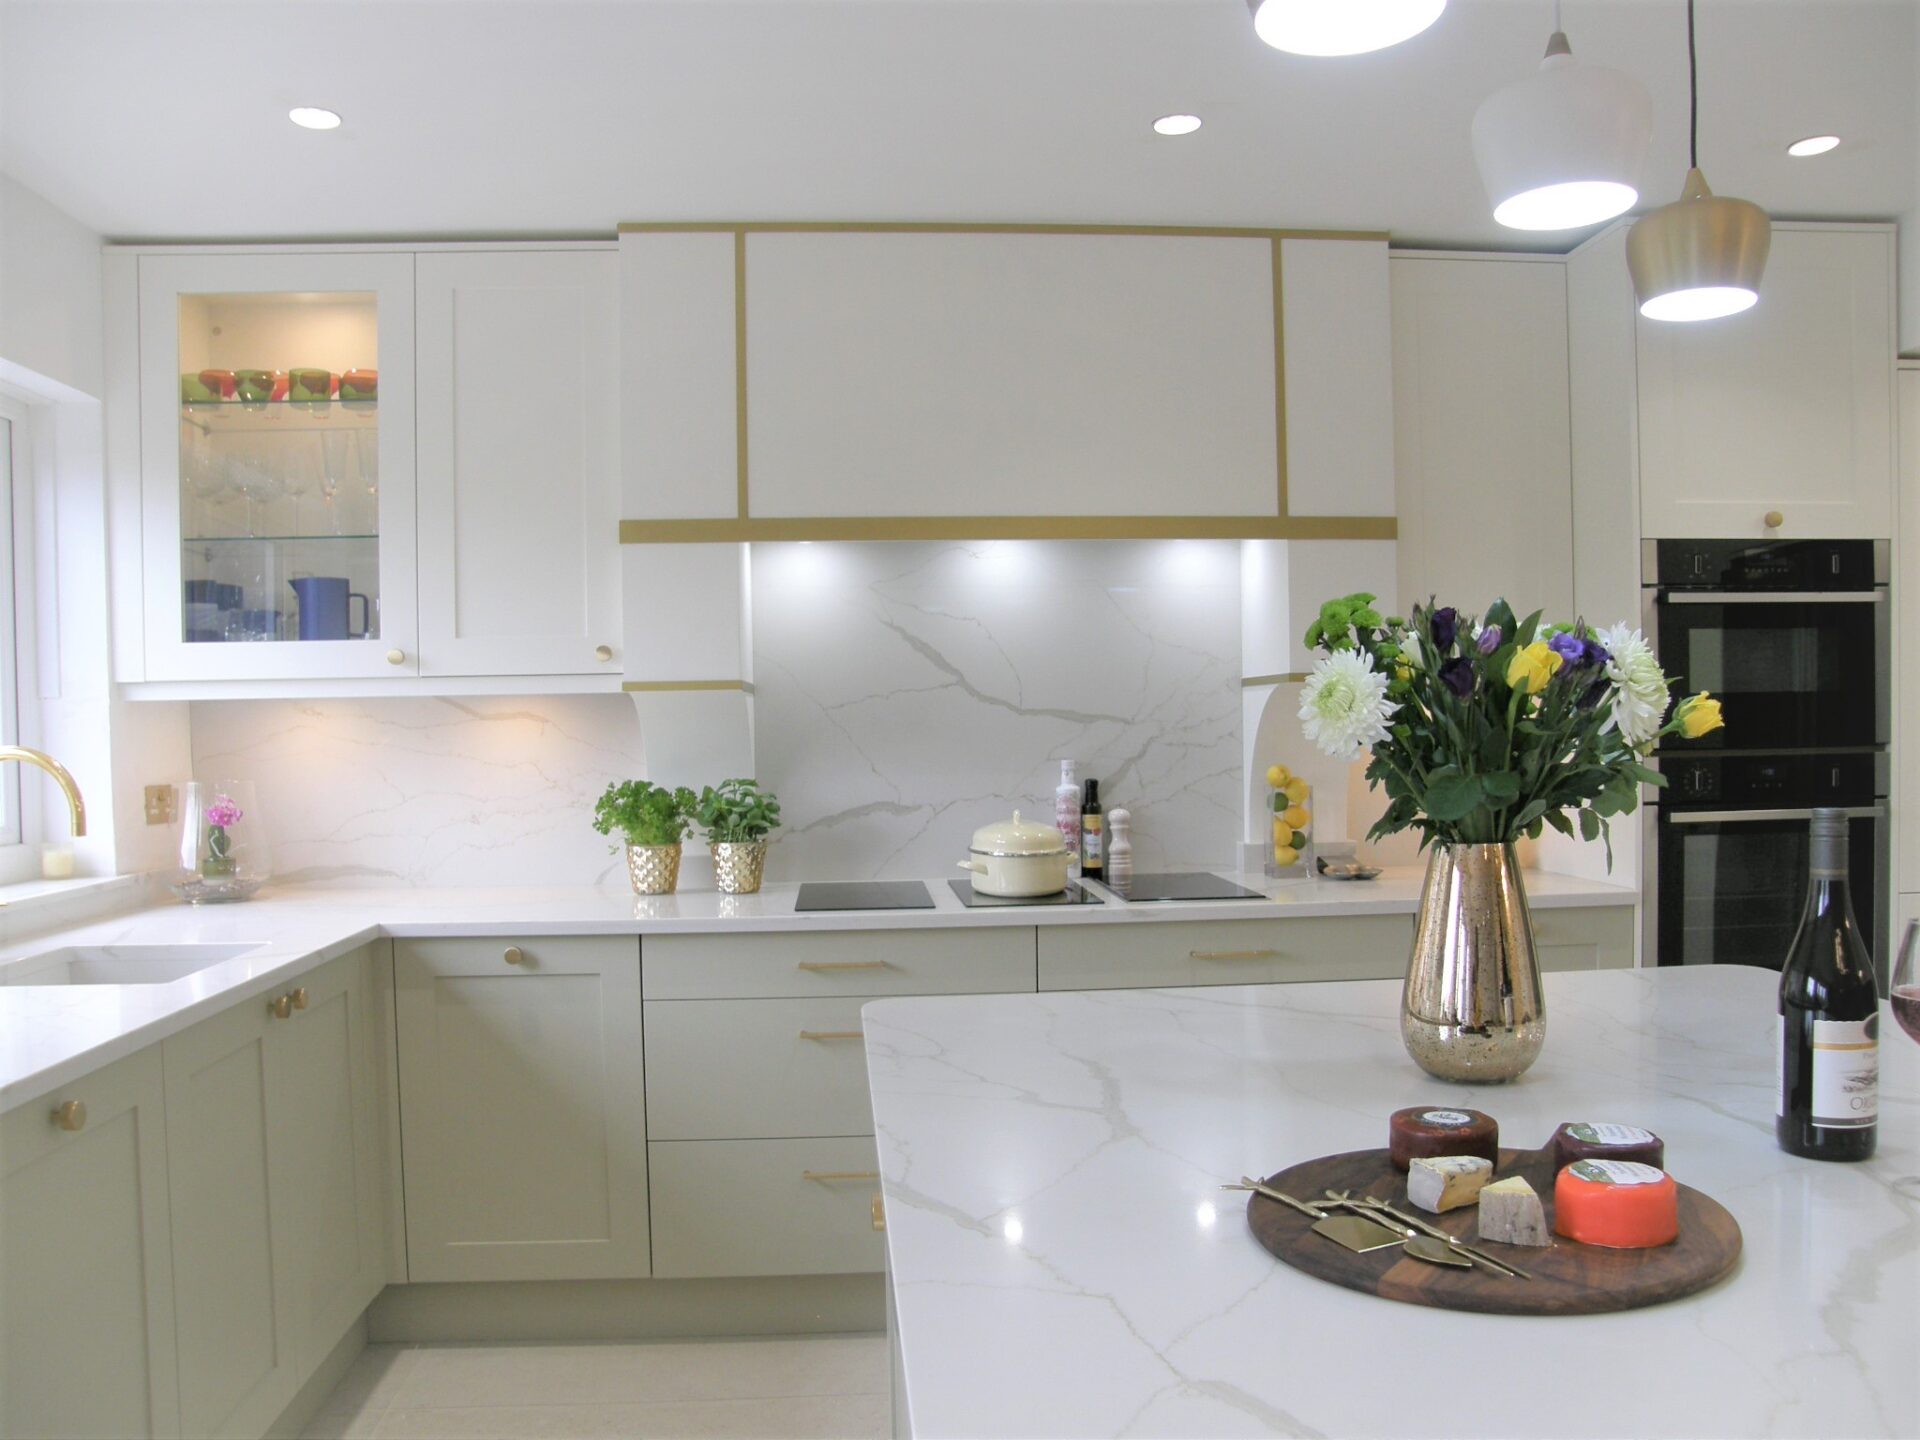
0 394 42 883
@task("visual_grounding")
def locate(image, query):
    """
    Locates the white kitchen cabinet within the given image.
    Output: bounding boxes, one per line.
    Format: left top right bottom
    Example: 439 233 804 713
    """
1039 914 1412 991
415 250 622 677
134 250 419 681
394 936 649 1281
642 926 1035 999
1391 254 1575 618
2 1049 181 1440
1637 225 1894 540
649 1137 885 1278
1533 906 1635 972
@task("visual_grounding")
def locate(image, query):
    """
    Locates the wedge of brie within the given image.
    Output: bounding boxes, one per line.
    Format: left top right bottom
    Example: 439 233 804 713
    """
1477 1174 1550 1246
1406 1154 1493 1213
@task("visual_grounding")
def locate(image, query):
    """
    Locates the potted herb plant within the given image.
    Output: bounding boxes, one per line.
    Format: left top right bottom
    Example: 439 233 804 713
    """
592 780 698 896
1299 593 1722 1083
693 778 783 895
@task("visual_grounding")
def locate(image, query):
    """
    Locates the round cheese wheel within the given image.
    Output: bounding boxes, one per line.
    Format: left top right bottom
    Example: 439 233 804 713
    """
1552 1159 1679 1248
1548 1121 1665 1173
1387 1106 1499 1172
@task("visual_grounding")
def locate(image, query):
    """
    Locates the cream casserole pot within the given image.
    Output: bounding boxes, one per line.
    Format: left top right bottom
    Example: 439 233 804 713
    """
958 810 1075 897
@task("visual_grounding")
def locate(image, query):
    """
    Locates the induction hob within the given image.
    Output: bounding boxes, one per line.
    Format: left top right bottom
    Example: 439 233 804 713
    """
947 879 1105 908
794 881 935 912
1095 871 1266 902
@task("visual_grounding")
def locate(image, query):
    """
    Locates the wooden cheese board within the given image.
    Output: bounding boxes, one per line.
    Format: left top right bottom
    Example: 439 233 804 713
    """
1246 1146 1741 1316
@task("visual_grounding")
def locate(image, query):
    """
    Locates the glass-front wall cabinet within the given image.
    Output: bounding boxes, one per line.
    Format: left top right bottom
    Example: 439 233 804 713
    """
139 253 415 680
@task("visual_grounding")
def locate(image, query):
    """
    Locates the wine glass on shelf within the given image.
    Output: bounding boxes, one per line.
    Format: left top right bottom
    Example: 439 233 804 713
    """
281 430 317 536
1893 920 1920 1045
318 430 347 535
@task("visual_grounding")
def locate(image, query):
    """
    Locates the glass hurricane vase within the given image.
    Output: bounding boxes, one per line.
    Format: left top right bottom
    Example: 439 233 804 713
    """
170 780 271 904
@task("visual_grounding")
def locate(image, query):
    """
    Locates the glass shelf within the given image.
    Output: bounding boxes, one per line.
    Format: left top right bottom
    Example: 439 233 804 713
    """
184 534 378 545
181 400 378 436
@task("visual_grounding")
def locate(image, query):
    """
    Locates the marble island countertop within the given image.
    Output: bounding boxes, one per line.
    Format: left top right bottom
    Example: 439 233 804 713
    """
0 867 1632 1112
863 967 1919 1440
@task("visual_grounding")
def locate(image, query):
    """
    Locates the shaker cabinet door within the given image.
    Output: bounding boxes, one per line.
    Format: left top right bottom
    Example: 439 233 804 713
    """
415 250 621 677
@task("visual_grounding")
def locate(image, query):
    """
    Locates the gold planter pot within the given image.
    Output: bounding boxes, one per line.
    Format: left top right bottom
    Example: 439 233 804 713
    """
625 843 682 896
711 841 768 895
1401 842 1545 1084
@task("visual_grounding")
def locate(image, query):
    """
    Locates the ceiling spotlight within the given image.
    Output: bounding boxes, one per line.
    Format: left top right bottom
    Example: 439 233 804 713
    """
1472 29 1651 231
1626 0 1770 322
1246 0 1446 57
1153 114 1203 137
1786 134 1840 158
288 107 342 131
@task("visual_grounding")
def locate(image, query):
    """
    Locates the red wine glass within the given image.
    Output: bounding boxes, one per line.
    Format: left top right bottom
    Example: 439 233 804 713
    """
1893 920 1920 1045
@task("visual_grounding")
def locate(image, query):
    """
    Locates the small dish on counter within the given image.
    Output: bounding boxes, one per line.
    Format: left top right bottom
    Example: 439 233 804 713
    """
1317 857 1383 882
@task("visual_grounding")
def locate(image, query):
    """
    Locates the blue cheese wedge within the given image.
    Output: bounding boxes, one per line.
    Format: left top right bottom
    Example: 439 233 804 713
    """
1406 1154 1493 1213
1477 1174 1550 1246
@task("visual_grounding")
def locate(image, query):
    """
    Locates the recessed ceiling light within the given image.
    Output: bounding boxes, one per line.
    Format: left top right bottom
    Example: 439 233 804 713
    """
1786 134 1840 158
1247 0 1447 57
1153 114 1203 137
288 107 342 131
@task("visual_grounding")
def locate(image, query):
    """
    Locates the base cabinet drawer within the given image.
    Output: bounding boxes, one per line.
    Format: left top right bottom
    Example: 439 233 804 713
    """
649 1138 884 1278
1534 905 1636 972
646 998 875 1140
643 927 1034 1000
1039 915 1413 990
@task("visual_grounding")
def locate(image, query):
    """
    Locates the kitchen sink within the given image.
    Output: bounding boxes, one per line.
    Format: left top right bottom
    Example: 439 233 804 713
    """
0 943 266 986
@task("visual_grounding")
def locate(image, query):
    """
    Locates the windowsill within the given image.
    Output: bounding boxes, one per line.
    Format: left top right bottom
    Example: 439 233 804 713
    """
0 872 143 912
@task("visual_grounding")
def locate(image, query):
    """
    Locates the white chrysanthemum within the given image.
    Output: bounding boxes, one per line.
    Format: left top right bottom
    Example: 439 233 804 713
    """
1299 649 1397 761
1600 623 1669 748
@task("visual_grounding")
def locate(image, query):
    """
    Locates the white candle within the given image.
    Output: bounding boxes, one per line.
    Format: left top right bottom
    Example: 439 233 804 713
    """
39 844 75 880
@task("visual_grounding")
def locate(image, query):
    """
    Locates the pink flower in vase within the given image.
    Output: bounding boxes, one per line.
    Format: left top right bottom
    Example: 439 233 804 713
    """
205 796 244 829
201 794 245 880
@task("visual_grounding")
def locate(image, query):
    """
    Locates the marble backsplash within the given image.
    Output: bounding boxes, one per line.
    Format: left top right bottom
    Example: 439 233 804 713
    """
188 696 646 888
751 540 1242 881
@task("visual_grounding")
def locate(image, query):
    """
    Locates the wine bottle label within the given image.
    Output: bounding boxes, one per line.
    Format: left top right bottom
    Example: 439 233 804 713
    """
1810 1016 1879 1129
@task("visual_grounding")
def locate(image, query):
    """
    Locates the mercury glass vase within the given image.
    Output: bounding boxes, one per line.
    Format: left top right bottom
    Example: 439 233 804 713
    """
625 843 682 896
1401 842 1546 1083
711 841 768 895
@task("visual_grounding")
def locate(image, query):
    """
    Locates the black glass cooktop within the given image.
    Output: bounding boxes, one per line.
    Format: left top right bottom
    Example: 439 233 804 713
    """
1097 872 1266 902
947 879 1105 908
794 881 935 912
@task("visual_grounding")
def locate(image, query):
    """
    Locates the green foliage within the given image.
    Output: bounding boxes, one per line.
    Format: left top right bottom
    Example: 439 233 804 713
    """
694 778 783 844
592 780 698 848
1303 593 1386 652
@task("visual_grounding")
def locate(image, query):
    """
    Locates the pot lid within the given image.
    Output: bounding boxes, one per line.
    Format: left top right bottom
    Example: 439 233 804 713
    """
969 809 1069 856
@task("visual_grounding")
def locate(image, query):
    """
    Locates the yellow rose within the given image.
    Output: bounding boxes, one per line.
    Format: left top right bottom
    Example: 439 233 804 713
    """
1505 640 1563 695
1676 692 1725 738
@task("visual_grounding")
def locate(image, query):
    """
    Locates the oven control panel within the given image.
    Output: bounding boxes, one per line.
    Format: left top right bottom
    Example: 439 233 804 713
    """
1658 752 1878 809
1651 539 1879 591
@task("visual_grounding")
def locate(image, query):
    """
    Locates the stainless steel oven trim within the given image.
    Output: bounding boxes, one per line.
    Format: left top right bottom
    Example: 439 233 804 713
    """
1661 591 1885 605
1665 806 1886 825
1640 538 1890 585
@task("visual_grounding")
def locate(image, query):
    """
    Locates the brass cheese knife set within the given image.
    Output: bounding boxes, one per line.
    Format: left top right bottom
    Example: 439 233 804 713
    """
1223 1177 1531 1279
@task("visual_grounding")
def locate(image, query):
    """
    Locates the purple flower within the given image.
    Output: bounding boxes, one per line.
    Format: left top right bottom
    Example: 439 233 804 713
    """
1430 607 1458 652
1579 678 1609 710
204 797 243 829
1439 656 1476 699
1548 631 1586 668
1476 625 1502 655
1581 636 1611 670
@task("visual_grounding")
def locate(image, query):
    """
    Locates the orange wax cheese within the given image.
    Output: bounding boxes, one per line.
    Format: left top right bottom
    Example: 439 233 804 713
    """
1552 1159 1679 1248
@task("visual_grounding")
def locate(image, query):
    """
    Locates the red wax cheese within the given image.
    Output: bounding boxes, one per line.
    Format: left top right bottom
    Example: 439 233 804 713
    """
1548 1121 1665 1173
1553 1159 1679 1248
1387 1107 1499 1172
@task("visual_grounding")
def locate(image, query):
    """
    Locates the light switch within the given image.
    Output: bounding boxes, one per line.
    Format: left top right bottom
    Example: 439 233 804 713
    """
145 784 177 826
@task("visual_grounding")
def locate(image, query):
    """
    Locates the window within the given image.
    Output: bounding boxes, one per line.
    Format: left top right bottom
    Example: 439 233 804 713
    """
0 396 37 881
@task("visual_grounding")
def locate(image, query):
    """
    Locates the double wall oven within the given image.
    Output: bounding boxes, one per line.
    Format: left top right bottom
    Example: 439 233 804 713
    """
1642 540 1889 979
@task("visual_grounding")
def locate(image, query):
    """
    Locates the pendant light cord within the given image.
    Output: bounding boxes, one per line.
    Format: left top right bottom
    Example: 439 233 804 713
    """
1687 0 1699 169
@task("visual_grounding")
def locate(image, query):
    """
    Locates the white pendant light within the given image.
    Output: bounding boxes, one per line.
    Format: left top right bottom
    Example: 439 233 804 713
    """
1246 0 1446 57
1627 0 1770 322
1471 23 1651 231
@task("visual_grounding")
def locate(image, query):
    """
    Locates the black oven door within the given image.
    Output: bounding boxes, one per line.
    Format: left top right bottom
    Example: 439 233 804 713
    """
1655 805 1886 976
1652 594 1884 752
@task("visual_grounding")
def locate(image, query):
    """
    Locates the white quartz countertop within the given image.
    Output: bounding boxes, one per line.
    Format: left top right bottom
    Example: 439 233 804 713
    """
0 868 1631 1113
863 967 1919 1440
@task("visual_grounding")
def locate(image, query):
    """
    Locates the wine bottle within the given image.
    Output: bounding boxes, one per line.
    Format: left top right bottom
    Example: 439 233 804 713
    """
1080 778 1104 881
1777 809 1879 1161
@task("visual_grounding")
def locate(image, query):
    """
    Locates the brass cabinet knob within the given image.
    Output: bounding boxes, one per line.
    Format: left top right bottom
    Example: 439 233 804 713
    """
594 644 614 663
290 987 309 1011
386 649 406 665
52 1100 87 1132
504 945 527 966
1764 510 1785 529
269 994 293 1019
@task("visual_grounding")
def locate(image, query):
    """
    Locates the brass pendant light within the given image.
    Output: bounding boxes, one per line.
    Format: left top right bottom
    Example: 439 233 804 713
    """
1626 0 1770 321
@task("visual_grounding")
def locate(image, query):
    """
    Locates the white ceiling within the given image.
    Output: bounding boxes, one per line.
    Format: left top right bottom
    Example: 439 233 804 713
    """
2 0 1914 249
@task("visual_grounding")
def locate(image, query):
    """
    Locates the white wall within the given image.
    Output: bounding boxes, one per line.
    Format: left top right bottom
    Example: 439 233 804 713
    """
0 175 105 399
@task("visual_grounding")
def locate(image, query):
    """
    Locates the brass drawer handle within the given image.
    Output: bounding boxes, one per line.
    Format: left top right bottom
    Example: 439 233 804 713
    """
798 1030 864 1042
269 993 293 1019
797 960 892 972
289 986 309 1011
871 1193 886 1231
594 644 615 662
52 1100 87 1132
803 1169 881 1182
504 946 527 966
1189 948 1283 961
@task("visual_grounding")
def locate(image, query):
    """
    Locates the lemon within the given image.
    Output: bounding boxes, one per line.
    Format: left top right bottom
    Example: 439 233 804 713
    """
1283 805 1310 830
1272 820 1294 847
1283 778 1310 804
1271 845 1301 866
1265 763 1289 788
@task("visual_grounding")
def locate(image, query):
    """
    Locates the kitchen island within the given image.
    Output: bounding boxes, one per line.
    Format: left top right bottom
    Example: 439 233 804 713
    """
863 967 1918 1439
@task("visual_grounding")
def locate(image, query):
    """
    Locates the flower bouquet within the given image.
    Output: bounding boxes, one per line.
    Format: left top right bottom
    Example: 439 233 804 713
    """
1299 593 1722 1081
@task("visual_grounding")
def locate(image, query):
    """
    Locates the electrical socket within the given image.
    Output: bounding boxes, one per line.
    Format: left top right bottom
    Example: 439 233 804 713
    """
145 784 177 826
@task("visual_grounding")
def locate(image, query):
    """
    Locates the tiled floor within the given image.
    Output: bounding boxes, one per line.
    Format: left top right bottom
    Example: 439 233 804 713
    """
299 1335 891 1440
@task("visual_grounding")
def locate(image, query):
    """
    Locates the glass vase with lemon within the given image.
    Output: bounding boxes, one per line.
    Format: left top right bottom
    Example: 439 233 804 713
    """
1264 762 1313 880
